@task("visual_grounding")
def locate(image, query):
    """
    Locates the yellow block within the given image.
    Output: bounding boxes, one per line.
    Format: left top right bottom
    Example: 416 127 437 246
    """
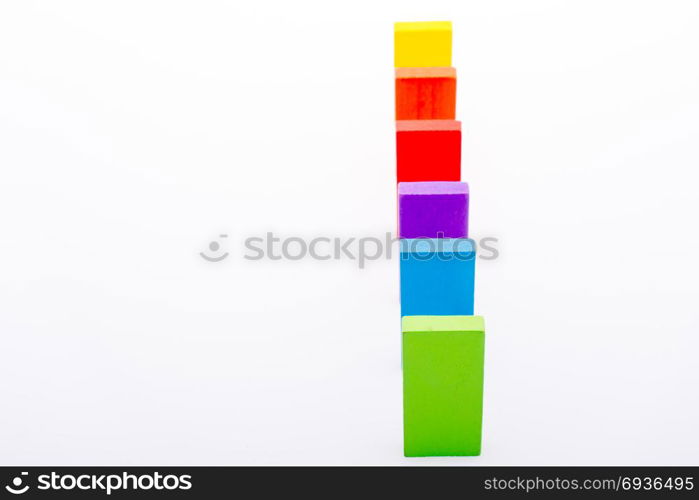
394 21 452 67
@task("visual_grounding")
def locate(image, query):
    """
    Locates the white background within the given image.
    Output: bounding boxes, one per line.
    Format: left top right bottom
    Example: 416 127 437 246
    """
1 1 698 465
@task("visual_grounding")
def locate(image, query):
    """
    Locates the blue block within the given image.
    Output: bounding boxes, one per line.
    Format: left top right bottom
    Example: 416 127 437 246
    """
400 238 475 316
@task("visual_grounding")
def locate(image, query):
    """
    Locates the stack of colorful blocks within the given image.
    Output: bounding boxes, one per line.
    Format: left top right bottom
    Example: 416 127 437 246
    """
395 21 486 457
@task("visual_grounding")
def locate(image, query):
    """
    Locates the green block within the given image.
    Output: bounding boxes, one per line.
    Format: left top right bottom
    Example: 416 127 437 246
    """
402 315 485 457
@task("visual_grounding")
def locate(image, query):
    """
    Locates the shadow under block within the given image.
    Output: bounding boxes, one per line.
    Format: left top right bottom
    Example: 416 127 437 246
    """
395 67 456 120
396 120 461 183
398 181 468 239
402 315 485 457
394 21 452 68
400 238 475 317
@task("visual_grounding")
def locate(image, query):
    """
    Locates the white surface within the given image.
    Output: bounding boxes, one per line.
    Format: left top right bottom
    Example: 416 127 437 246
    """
1 1 698 465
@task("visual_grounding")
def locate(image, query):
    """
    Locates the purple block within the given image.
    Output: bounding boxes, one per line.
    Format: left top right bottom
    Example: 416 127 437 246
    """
398 181 469 238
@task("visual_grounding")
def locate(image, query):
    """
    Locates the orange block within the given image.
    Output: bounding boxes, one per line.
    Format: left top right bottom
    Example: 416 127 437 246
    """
395 67 456 120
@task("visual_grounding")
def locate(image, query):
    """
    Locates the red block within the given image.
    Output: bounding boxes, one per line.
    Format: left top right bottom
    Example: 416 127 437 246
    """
395 67 456 120
396 120 461 183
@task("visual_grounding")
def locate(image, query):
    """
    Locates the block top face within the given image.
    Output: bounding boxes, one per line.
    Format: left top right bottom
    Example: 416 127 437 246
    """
400 237 475 256
396 120 461 132
395 67 456 79
394 21 452 67
395 21 452 32
402 315 484 334
398 181 468 196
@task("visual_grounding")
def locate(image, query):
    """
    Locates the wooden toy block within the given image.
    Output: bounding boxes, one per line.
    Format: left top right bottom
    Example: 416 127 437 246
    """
395 67 456 120
402 315 485 457
394 21 452 68
396 120 461 183
400 238 475 317
398 181 468 239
